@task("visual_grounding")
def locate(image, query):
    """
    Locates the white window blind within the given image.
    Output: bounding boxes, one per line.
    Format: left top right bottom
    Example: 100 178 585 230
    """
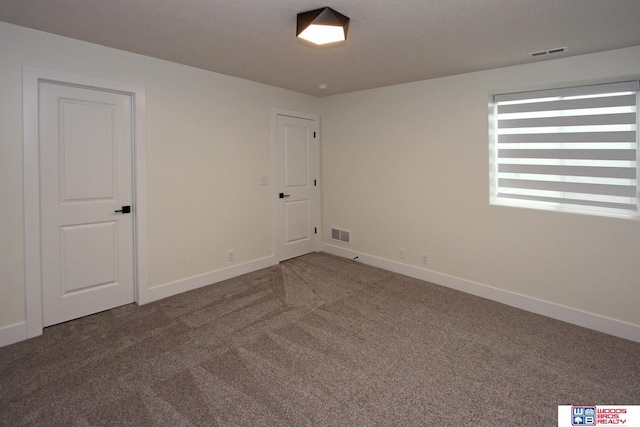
492 81 639 218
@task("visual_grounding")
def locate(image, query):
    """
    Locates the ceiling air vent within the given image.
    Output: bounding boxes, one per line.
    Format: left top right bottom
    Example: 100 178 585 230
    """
528 46 568 58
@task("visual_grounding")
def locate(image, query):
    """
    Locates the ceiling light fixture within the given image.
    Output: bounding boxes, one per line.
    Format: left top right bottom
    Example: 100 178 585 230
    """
297 7 349 46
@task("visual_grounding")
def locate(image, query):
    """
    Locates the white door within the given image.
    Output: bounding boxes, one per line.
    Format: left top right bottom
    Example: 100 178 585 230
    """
39 82 135 327
276 114 320 261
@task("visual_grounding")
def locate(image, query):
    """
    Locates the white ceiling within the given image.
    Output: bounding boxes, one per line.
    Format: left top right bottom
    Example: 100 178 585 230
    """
1 0 640 96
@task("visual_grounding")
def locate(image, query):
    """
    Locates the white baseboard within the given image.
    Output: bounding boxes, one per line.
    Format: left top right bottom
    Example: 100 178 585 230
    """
6 248 638 347
0 321 27 348
321 243 640 343
3 256 278 347
141 255 278 304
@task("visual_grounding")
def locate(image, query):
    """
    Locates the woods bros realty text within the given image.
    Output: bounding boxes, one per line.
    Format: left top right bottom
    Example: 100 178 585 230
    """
558 406 640 426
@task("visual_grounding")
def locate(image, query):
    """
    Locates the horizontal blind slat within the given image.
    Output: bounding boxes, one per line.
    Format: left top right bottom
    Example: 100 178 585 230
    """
498 112 636 129
497 193 638 212
497 94 636 114
498 149 636 160
497 131 637 144
498 178 637 197
497 164 637 179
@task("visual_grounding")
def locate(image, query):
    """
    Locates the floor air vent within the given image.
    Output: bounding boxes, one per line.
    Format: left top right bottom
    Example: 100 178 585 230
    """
331 227 350 243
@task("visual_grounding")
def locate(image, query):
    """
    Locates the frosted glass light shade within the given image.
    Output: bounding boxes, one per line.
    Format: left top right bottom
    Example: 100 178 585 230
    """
298 24 346 45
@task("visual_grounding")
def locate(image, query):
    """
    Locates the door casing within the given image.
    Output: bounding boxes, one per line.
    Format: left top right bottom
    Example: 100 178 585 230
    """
23 66 148 338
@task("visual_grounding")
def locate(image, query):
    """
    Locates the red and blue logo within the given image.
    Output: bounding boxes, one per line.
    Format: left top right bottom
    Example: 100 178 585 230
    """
571 406 596 426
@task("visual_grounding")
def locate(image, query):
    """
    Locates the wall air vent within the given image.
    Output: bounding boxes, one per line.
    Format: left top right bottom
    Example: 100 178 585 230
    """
528 46 568 58
331 227 350 243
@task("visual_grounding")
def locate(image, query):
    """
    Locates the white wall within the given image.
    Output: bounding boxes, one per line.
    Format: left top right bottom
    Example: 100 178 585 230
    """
0 22 318 342
2 19 639 346
319 46 640 339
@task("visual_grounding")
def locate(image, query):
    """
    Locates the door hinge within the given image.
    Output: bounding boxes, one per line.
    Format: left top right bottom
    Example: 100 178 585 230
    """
313 131 317 138
314 227 317 234
314 179 317 186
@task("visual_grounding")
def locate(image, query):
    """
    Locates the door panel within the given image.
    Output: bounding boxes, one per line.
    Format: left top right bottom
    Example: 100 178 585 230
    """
277 114 319 261
40 82 134 327
60 100 115 201
61 222 117 293
285 200 310 243
285 126 310 187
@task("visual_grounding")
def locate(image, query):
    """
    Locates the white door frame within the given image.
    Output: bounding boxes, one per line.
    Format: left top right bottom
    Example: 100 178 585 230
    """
270 108 321 262
23 66 149 338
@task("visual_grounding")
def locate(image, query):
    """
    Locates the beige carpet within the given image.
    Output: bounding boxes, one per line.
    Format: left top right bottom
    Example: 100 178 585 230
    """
1 252 639 426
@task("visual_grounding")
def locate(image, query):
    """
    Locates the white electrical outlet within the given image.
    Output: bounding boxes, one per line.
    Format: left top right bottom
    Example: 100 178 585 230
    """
399 248 406 260
422 253 428 265
227 250 234 262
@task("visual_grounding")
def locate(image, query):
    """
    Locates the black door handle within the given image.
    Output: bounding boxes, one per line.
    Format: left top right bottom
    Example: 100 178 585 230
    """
279 193 290 199
115 206 131 214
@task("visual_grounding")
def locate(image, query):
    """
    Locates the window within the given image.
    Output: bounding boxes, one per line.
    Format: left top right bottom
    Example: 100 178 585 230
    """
490 81 639 219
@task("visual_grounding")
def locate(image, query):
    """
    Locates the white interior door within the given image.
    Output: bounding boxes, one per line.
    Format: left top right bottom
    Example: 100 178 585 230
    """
276 114 320 261
39 82 135 327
